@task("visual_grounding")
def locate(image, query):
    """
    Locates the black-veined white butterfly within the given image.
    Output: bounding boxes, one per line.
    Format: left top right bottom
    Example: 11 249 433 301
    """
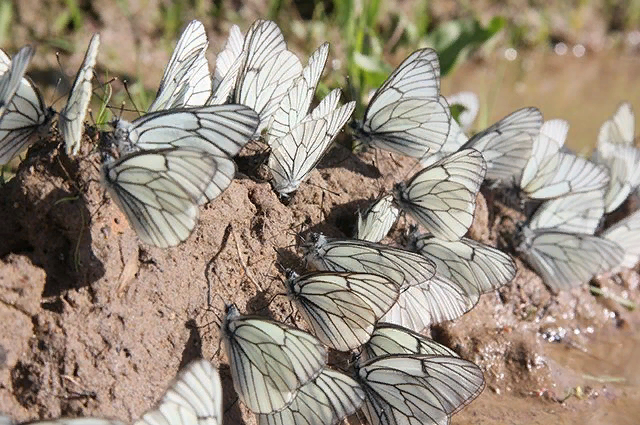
267 43 329 144
111 104 259 205
460 107 542 183
284 270 399 351
517 120 610 202
592 144 640 213
393 148 487 241
234 20 302 132
300 233 475 333
601 209 640 271
134 359 222 425
220 304 327 414
60 33 100 156
350 48 451 159
597 102 635 148
527 189 605 235
0 46 56 165
101 147 221 248
268 89 355 196
355 194 399 243
301 232 436 288
407 229 516 304
363 323 459 360
256 368 364 425
354 354 485 425
446 91 479 133
148 20 211 112
514 223 624 292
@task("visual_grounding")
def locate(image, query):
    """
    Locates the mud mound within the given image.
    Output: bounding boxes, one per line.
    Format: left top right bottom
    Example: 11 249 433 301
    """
0 133 638 424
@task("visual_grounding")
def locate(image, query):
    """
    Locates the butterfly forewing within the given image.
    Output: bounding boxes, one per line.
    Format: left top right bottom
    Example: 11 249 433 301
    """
446 91 479 132
101 148 217 248
267 43 329 143
356 194 400 243
256 369 364 425
356 354 485 425
286 271 399 351
516 226 624 292
221 305 327 414
527 190 605 234
148 20 210 112
60 33 100 156
409 233 516 302
363 323 459 360
0 45 34 118
394 148 487 241
301 233 436 288
159 359 222 425
597 102 635 147
213 24 244 89
462 107 542 182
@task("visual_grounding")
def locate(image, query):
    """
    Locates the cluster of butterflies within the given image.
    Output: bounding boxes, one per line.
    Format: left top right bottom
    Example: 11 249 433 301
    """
2 16 640 425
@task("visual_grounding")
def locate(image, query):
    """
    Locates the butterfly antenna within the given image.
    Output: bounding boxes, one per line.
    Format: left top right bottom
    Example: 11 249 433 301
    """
122 79 142 117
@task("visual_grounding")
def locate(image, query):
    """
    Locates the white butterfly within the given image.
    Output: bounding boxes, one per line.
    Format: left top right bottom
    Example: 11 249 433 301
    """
518 120 610 202
514 224 624 292
148 20 211 112
350 48 451 159
601 209 640 271
356 194 399 243
268 90 355 196
300 233 475 333
446 91 479 133
527 189 605 235
111 104 259 205
134 359 222 425
284 270 399 351
220 304 327 414
597 102 635 148
234 20 303 132
460 107 542 183
101 147 223 248
393 148 487 241
256 369 364 425
355 354 485 425
407 229 516 305
60 33 100 156
0 46 56 165
363 323 459 360
267 43 329 144
301 232 436 288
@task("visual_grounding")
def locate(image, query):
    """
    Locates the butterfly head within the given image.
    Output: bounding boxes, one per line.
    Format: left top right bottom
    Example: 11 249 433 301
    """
283 269 300 296
513 221 534 253
300 232 327 267
391 181 408 204
404 224 421 250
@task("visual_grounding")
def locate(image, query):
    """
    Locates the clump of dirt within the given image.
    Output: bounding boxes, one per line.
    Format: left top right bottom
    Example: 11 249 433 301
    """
0 132 638 425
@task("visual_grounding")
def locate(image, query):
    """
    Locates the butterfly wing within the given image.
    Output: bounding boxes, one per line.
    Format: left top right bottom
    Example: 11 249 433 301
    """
0 45 34 118
212 24 244 90
395 148 487 241
256 369 365 425
356 354 484 425
356 195 400 243
267 43 329 143
221 306 327 414
462 107 542 182
363 323 459 360
287 272 399 351
516 227 624 292
60 33 100 156
148 20 211 112
527 190 605 234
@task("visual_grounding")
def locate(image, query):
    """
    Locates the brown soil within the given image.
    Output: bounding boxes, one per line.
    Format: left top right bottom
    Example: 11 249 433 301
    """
0 127 639 425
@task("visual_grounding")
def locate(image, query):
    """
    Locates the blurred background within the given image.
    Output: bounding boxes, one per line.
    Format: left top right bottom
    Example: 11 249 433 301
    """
1 0 639 151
